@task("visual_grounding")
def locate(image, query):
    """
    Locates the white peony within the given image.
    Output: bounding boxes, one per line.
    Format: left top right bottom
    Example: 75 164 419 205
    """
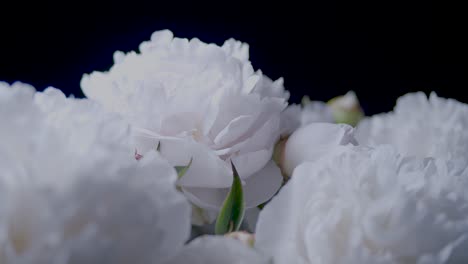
164 236 270 264
256 145 468 264
275 123 358 177
356 92 468 162
81 30 286 212
0 82 191 264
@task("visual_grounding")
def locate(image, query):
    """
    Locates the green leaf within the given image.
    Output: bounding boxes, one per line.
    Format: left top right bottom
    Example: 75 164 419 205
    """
175 158 193 179
215 161 245 235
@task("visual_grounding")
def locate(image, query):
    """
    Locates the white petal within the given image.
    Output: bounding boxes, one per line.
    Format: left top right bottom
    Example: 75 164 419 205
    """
232 149 272 180
214 115 255 147
280 104 302 137
301 101 334 125
157 137 233 188
207 93 262 139
283 122 357 176
182 160 281 211
255 168 299 264
237 114 281 154
244 207 261 232
160 112 199 136
181 186 228 210
222 38 250 62
243 160 282 208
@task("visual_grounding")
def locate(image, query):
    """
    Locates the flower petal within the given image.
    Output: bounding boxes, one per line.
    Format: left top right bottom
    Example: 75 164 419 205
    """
137 136 233 188
283 122 357 176
243 160 283 208
231 149 272 180
214 115 255 147
182 186 229 210
169 140 232 188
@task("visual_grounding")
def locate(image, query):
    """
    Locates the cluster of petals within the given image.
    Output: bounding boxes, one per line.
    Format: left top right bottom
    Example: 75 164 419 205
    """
356 92 468 163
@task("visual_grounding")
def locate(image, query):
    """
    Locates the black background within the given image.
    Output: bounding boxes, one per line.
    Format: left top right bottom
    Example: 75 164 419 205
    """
0 1 466 115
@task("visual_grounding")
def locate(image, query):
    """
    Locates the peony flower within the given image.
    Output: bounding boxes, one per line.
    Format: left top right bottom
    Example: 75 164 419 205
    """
0 82 191 263
274 122 358 178
356 92 468 162
81 30 285 213
164 236 270 264
256 146 468 264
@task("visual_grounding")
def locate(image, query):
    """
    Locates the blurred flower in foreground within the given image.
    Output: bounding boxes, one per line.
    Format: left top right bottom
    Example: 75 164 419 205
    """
0 82 191 263
356 92 468 163
256 146 468 264
164 236 269 264
81 30 285 216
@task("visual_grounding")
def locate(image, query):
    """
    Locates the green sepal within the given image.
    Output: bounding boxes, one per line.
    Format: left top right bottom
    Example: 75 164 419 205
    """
215 161 245 235
156 141 161 152
175 158 193 179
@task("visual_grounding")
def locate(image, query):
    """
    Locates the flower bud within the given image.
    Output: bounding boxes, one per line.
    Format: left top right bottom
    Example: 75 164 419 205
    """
328 90 364 126
276 123 358 178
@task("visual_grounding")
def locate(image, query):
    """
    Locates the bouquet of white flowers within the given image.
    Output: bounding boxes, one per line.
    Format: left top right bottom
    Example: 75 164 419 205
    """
1 30 467 264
